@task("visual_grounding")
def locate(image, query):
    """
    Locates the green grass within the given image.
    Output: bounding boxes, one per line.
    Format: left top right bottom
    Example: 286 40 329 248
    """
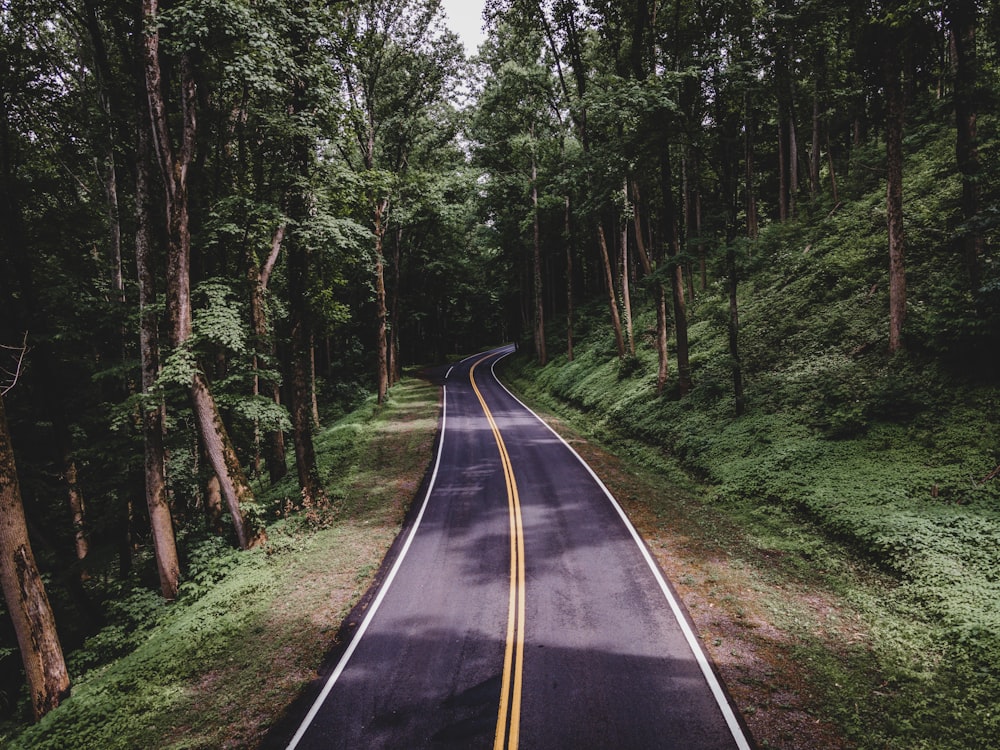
0 376 440 750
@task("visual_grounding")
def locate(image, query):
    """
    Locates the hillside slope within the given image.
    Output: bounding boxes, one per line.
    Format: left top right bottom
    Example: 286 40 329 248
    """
503 122 1000 749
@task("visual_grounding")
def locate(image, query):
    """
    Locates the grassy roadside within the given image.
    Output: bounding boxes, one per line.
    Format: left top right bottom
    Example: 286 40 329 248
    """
500 352 997 750
1 375 441 750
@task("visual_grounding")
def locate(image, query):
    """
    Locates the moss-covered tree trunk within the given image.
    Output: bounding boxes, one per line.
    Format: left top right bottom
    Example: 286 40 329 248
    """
0 396 70 720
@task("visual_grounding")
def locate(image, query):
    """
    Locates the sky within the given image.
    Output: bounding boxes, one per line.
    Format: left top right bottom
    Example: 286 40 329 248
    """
440 0 488 55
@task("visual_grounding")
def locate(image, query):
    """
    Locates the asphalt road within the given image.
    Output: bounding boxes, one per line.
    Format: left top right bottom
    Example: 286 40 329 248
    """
279 346 752 750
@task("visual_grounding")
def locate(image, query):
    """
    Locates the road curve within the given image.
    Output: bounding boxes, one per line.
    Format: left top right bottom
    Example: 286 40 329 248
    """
277 346 753 750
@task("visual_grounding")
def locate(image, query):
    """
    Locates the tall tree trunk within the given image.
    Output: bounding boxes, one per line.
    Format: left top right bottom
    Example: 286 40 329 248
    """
660 146 691 394
775 13 794 222
727 244 746 416
788 112 799 217
390 227 403 385
532 144 546 365
826 130 840 205
249 223 287 484
135 78 179 599
286 45 324 505
565 196 574 362
620 191 635 357
143 0 262 549
744 96 759 240
719 77 746 413
810 92 821 197
884 38 907 354
596 223 626 358
310 335 320 428
681 155 699 301
777 113 789 222
373 197 390 404
630 178 668 389
64 457 88 567
0 396 70 720
946 0 983 288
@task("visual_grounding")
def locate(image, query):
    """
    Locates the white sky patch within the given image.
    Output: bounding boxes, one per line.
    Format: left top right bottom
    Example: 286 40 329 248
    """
440 0 487 56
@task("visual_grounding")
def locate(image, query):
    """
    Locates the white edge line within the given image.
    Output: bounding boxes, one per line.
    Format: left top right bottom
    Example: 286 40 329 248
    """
445 365 454 380
489 352 752 750
285 385 450 750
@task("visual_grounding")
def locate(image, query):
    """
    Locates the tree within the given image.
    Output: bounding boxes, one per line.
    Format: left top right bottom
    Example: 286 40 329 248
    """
520 0 628 359
142 0 264 548
135 86 180 599
334 0 462 403
0 386 70 720
473 27 561 365
878 20 908 354
945 0 983 288
283 0 326 506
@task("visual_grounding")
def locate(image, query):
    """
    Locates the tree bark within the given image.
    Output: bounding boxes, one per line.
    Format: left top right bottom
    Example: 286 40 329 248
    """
64 457 88 566
0 396 70 720
565 196 574 362
135 76 179 598
596 223 626 359
532 143 546 365
946 0 983 288
204 472 224 535
727 244 746 416
310 334 320 428
285 43 324 505
660 146 691 394
621 187 635 357
390 227 403 385
720 80 746 414
249 223 287 484
775 11 794 221
810 92 821 198
826 130 839 205
373 197 390 404
630 178 668 389
884 38 907 354
744 95 759 240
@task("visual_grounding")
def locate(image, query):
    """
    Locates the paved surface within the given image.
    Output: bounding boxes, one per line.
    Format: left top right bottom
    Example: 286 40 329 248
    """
278 346 752 749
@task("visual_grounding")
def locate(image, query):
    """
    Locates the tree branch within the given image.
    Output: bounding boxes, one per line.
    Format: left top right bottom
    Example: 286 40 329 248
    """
1 332 30 396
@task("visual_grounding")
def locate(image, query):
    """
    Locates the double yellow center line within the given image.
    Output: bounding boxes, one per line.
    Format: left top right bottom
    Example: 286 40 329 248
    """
469 354 525 750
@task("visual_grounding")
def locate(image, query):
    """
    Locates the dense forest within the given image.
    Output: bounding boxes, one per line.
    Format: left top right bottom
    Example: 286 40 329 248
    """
1 0 998 746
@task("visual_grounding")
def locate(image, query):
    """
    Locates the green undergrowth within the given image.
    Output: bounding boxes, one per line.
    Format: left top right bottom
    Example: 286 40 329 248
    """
501 122 1000 750
505 349 1000 748
1 376 440 750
